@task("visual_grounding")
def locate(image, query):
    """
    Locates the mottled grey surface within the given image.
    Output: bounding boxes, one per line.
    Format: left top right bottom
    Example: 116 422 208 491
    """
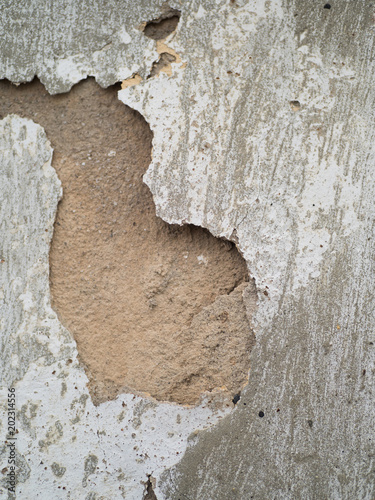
162 249 375 499
152 1 375 498
0 115 75 388
1 0 375 499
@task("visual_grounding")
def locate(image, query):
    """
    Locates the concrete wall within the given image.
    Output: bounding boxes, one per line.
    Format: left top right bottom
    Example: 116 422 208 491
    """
1 1 375 498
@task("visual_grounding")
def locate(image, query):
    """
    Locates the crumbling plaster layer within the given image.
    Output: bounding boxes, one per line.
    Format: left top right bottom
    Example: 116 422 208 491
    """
120 0 363 300
0 0 177 94
1 0 375 499
0 115 232 499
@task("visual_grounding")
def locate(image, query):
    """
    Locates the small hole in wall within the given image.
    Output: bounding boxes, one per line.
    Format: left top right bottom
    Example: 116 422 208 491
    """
324 3 331 9
143 9 181 40
0 77 258 407
290 100 301 111
232 393 241 405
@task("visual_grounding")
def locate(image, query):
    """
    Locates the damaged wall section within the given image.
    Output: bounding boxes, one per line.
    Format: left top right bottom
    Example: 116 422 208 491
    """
0 78 257 406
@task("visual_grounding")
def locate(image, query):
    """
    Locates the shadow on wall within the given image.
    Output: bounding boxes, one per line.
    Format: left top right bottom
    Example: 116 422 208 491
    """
0 77 257 406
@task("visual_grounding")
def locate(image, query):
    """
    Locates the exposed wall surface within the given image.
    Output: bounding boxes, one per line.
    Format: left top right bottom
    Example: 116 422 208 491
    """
1 0 375 499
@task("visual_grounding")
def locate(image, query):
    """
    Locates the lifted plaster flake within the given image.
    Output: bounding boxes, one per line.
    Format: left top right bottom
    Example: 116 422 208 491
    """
121 73 143 89
121 29 184 88
0 115 233 499
0 0 181 93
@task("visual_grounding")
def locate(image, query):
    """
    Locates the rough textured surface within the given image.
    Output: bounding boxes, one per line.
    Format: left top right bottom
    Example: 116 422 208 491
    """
0 114 68 387
0 0 174 94
0 78 253 406
0 114 235 499
120 1 375 498
1 0 375 498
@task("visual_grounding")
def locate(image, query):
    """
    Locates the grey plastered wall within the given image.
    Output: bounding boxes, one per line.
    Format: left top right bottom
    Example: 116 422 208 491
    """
1 0 375 499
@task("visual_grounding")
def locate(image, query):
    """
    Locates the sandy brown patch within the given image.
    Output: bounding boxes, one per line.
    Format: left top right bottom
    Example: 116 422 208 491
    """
0 78 257 405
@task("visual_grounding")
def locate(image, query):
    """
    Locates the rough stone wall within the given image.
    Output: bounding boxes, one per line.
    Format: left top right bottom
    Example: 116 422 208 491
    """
1 1 375 499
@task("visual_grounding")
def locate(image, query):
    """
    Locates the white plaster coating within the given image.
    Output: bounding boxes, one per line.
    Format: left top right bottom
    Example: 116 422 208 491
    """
0 115 232 499
0 0 179 94
118 0 366 308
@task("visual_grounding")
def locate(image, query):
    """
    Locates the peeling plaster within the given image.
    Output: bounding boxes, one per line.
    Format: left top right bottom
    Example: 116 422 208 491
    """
0 115 233 499
1 0 375 498
0 0 181 94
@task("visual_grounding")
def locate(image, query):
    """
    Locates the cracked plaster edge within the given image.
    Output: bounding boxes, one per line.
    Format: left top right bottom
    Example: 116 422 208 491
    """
0 18 252 497
118 57 270 333
0 0 371 497
118 33 260 346
0 34 159 96
0 0 186 95
117 0 367 338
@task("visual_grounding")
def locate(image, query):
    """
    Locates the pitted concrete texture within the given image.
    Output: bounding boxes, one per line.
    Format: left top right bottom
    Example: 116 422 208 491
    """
1 0 375 498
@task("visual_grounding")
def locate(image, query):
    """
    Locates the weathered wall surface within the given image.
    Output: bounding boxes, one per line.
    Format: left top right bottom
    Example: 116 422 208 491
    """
0 113 235 499
0 0 167 93
1 0 375 499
